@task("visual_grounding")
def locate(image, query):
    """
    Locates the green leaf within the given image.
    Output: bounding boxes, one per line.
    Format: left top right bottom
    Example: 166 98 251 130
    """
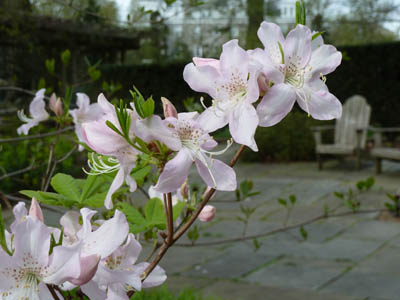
106 120 122 136
386 193 397 202
130 87 154 118
61 49 71 66
132 165 152 186
300 225 308 240
365 177 375 189
334 192 344 199
88 66 101 81
51 173 81 202
356 181 365 191
38 77 46 90
80 175 104 201
312 31 324 41
117 202 148 234
142 96 155 118
145 198 165 226
0 205 11 255
289 194 296 205
240 180 250 197
385 202 395 211
172 200 185 222
84 192 107 208
20 190 75 208
253 238 261 251
45 58 55 75
278 198 287 207
187 225 199 242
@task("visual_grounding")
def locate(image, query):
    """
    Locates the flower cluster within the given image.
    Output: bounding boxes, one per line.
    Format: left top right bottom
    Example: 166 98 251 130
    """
0 199 165 299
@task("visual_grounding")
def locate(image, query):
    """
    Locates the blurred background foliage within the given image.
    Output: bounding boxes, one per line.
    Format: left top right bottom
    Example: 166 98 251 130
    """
0 0 399 194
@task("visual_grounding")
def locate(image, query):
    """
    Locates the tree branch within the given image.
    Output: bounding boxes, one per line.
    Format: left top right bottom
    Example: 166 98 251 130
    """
0 127 74 144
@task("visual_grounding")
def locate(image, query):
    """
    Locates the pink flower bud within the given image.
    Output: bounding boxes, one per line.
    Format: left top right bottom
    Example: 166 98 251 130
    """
49 93 63 116
161 97 178 119
198 205 216 222
29 198 44 222
180 181 189 199
68 255 100 285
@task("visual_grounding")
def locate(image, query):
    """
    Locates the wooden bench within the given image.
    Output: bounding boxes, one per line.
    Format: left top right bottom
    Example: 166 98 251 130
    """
312 95 371 170
370 127 400 174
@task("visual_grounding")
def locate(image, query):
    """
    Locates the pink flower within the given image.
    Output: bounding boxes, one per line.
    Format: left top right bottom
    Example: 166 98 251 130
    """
69 93 103 151
17 89 49 135
0 217 81 299
161 97 178 118
183 40 260 151
80 234 166 300
136 111 236 193
252 22 342 127
81 94 139 209
198 205 216 222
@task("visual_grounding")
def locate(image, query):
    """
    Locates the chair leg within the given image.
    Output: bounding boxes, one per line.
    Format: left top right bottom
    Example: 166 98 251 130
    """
317 154 323 170
356 149 361 170
376 158 382 174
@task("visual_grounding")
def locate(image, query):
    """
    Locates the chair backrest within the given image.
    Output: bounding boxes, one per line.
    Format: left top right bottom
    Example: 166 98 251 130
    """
334 95 371 148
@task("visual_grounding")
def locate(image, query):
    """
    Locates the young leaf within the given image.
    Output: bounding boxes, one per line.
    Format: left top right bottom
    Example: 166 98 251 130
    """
334 192 344 199
117 202 146 225
278 198 287 207
20 190 75 208
45 58 55 75
80 175 106 202
145 198 165 226
300 225 308 240
132 165 152 186
187 225 199 243
289 194 296 205
0 205 11 255
84 192 107 208
61 49 71 66
172 201 185 222
51 173 81 202
312 31 324 41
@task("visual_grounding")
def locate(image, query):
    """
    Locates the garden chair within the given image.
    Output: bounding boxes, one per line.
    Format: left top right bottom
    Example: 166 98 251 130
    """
312 95 371 170
370 127 400 174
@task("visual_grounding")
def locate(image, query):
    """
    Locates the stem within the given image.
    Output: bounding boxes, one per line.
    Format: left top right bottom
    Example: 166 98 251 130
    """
0 127 74 144
167 193 174 244
173 208 387 247
140 145 246 281
47 284 61 300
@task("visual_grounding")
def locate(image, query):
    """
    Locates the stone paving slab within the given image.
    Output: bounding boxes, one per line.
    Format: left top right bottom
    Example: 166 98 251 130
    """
199 279 360 300
321 271 400 300
244 256 352 291
340 220 400 242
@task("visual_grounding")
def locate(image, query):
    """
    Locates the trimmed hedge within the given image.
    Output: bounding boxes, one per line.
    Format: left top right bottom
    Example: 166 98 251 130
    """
101 41 400 126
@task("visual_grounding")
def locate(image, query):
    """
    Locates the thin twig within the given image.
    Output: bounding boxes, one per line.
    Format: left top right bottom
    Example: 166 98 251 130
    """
0 86 39 97
174 208 387 247
0 160 35 181
167 192 174 245
0 127 74 144
46 284 61 300
2 193 65 214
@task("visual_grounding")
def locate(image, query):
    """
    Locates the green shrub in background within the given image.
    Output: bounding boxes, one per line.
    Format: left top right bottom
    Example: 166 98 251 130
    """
242 111 331 162
131 285 222 300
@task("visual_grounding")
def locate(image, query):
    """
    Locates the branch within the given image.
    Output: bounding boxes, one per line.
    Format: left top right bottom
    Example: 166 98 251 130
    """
46 284 61 300
174 208 388 247
0 127 74 144
0 160 35 181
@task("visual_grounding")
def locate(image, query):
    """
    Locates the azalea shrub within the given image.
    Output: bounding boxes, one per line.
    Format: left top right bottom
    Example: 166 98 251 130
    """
0 2 345 299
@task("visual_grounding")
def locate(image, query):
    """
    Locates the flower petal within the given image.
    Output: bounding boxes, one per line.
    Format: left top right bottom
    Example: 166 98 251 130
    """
68 255 100 285
183 63 220 98
81 281 107 300
196 106 229 133
44 243 81 285
30 89 49 120
284 24 312 68
82 210 129 258
135 115 181 151
257 83 296 127
297 84 342 120
195 156 236 191
193 57 220 71
154 149 193 193
249 48 285 84
257 22 285 65
29 198 44 222
229 103 259 151
136 262 167 289
220 40 249 81
308 44 342 78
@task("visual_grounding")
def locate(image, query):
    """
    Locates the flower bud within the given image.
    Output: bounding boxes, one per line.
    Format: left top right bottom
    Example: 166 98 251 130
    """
49 93 63 116
161 97 178 119
29 198 44 222
198 205 216 222
180 181 189 199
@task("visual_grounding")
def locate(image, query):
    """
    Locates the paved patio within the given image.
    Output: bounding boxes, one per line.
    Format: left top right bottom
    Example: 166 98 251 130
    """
159 154 400 300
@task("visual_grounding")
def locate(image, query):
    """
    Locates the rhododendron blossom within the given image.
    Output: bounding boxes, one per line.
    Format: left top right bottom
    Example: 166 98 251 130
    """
69 92 103 151
252 22 342 126
17 89 49 135
82 93 139 209
0 217 81 299
183 40 260 151
136 111 236 193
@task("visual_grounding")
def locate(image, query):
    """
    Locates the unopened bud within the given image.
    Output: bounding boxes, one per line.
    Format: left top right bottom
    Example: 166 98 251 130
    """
198 205 216 222
180 181 189 199
68 255 100 285
29 198 44 222
49 93 63 116
161 97 177 119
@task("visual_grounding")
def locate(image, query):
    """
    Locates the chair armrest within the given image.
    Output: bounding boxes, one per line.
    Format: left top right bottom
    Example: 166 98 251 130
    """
313 130 322 146
369 126 400 133
310 125 335 132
